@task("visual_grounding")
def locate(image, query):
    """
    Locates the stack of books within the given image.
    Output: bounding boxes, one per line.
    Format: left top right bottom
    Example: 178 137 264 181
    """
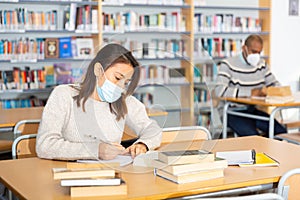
153 150 228 184
52 163 127 197
265 86 295 104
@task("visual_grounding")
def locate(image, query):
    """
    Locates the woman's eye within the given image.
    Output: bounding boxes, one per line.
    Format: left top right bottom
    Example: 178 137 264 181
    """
115 77 121 81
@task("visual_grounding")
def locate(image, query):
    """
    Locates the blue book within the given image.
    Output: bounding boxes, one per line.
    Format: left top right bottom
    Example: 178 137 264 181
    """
59 37 72 58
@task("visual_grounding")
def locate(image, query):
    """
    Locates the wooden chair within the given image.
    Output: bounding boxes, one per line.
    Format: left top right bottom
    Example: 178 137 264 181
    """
161 126 211 144
12 134 37 159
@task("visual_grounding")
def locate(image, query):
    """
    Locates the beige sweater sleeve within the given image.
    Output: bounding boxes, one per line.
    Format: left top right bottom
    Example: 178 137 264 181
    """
36 85 100 160
125 96 162 150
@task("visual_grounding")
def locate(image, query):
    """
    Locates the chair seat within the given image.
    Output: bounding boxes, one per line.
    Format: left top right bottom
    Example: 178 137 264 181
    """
0 140 13 152
275 132 300 145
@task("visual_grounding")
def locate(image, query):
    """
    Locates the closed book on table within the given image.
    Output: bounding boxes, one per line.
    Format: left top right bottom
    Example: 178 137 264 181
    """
158 149 214 165
70 182 127 197
152 157 227 175
52 168 115 180
61 178 121 186
155 168 224 184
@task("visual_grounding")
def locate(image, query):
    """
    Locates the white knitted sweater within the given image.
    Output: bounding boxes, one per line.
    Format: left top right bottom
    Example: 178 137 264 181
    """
36 84 162 160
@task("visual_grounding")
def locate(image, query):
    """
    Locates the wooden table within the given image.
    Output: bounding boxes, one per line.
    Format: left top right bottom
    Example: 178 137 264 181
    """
1 136 300 200
222 97 300 139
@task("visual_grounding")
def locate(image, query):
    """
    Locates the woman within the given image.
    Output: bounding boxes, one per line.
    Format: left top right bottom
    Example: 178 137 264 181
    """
36 43 162 160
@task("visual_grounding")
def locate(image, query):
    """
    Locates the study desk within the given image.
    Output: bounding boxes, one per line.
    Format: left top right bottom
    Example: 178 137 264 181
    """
222 97 300 139
1 136 300 200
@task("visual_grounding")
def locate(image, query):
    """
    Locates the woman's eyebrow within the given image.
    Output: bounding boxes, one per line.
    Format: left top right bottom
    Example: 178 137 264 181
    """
115 72 125 78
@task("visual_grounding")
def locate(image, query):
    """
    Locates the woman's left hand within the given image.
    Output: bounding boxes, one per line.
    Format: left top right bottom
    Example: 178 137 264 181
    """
123 143 148 158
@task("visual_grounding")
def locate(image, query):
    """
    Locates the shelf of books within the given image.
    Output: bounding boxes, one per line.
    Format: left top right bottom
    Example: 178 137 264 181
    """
193 0 271 127
0 0 272 129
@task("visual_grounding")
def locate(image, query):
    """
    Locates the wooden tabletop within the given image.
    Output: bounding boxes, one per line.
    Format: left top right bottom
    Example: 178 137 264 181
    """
222 97 300 107
1 136 300 200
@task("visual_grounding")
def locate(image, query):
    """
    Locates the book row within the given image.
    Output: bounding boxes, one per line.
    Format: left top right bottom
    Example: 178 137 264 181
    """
0 64 83 91
0 4 98 32
64 3 98 31
194 63 217 83
0 37 94 61
103 0 184 5
194 14 262 33
194 38 245 58
102 11 186 32
139 65 188 85
1 98 46 109
126 39 187 59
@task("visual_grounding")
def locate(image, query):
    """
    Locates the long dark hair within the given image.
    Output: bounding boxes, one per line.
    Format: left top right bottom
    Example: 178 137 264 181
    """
73 43 140 120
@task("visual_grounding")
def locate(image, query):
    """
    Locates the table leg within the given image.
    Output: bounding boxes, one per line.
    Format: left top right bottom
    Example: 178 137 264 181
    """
222 102 230 139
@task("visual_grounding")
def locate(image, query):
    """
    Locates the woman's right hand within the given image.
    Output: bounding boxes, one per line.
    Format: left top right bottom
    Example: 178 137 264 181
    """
98 142 125 160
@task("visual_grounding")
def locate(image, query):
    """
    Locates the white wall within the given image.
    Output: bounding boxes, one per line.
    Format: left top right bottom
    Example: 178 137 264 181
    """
271 0 300 121
271 0 300 92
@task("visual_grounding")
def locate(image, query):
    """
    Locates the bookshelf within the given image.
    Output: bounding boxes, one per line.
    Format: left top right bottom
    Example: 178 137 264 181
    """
193 0 271 128
0 0 272 129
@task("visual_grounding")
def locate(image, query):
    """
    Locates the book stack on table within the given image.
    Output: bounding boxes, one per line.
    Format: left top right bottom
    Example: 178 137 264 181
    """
154 150 228 184
52 162 127 197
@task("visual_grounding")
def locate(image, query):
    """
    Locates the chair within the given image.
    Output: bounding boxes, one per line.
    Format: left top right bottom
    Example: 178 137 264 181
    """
275 132 300 145
277 168 300 200
161 126 211 144
11 134 37 159
13 119 41 137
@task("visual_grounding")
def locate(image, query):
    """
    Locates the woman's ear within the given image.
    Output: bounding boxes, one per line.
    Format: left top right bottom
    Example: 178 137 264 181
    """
94 62 103 77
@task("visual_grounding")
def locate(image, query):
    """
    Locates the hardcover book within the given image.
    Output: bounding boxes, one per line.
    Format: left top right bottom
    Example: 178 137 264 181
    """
45 38 59 58
155 168 224 184
52 168 115 180
158 150 214 165
61 178 121 187
152 157 227 175
59 37 72 58
70 182 127 197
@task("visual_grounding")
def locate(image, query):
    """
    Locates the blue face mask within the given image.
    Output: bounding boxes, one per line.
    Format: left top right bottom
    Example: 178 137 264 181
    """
96 75 125 103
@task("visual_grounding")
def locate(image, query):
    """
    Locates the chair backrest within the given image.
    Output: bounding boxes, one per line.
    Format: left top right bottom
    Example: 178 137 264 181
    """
12 134 37 159
277 168 300 200
161 126 211 144
13 119 41 136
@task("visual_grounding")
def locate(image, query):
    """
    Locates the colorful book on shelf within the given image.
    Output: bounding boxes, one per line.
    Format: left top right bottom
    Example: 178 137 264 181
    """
54 63 72 84
152 157 228 175
239 152 279 167
70 181 127 197
59 37 72 58
155 168 224 184
157 149 214 165
52 167 115 180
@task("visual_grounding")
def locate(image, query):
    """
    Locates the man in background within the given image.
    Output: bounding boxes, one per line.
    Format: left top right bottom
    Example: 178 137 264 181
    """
215 34 287 136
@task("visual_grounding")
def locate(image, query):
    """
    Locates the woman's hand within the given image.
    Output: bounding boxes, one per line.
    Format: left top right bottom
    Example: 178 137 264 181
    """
124 143 148 158
98 142 125 160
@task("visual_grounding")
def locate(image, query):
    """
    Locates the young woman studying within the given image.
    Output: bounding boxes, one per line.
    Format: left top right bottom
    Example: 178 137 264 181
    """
36 43 162 160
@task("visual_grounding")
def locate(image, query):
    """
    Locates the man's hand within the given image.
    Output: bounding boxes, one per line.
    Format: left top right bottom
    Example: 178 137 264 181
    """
123 143 148 158
98 142 125 160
